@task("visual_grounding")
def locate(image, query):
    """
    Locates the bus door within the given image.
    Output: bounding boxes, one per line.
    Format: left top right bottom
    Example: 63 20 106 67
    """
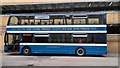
5 34 20 52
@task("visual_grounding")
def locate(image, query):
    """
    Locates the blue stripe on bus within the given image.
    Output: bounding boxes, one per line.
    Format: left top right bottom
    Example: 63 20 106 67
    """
6 27 106 31
19 45 107 55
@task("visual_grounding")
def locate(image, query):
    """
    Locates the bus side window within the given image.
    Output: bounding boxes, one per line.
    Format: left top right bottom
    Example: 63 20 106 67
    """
79 39 82 43
88 17 100 25
10 16 19 25
24 22 28 25
49 19 54 25
38 22 41 25
22 34 33 43
87 34 94 43
35 20 40 25
41 20 49 25
73 18 86 25
31 22 35 25
58 22 61 25
51 22 54 25
66 18 72 25
44 22 47 25
30 19 35 25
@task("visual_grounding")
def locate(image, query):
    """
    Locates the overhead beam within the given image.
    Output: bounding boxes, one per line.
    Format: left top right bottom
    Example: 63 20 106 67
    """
1 2 119 14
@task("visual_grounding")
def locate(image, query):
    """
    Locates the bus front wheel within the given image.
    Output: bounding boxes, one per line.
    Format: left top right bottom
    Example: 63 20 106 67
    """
76 48 85 56
22 47 31 56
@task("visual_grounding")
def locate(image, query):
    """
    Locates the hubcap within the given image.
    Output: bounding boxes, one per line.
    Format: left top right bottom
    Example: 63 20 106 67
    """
24 49 29 54
77 49 84 55
78 50 83 54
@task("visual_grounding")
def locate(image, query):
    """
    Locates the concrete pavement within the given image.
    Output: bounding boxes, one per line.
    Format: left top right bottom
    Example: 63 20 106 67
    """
2 53 118 66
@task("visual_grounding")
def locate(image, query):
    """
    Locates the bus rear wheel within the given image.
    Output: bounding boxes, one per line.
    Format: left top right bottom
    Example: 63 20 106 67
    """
22 47 31 56
76 48 85 56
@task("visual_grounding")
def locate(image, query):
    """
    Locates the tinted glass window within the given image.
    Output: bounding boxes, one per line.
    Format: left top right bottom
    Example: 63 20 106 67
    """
40 33 72 43
94 34 106 43
35 37 48 43
34 34 49 43
73 33 87 43
22 34 33 43
73 37 87 43
87 34 95 43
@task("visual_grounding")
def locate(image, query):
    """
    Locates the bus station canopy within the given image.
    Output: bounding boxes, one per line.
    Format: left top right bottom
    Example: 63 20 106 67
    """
0 2 119 14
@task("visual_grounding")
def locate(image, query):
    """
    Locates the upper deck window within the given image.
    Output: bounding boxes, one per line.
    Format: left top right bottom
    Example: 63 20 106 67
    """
50 15 64 25
73 18 86 25
35 19 49 25
49 15 72 25
10 16 19 25
88 18 99 24
73 15 87 25
21 16 34 25
87 15 101 24
65 17 72 25
41 20 49 25
22 19 29 25
8 14 105 25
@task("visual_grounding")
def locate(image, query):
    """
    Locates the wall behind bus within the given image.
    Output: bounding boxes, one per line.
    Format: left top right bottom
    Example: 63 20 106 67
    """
106 11 120 53
106 11 119 24
107 34 120 53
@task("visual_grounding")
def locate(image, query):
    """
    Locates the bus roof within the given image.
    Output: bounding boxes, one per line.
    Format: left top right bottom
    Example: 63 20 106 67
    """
9 12 106 16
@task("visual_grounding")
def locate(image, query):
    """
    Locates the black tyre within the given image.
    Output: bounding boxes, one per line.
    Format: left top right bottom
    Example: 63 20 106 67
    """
22 47 31 56
76 48 85 56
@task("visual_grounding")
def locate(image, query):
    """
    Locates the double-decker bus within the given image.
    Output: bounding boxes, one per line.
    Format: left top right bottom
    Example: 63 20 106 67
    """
4 12 107 56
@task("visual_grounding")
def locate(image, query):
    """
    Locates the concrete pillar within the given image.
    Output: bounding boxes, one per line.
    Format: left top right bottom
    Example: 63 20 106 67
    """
0 16 8 52
0 33 4 53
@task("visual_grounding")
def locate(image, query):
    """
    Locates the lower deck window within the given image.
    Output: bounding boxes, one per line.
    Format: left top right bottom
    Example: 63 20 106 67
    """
21 33 106 44
73 37 87 43
35 37 48 43
49 33 72 43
